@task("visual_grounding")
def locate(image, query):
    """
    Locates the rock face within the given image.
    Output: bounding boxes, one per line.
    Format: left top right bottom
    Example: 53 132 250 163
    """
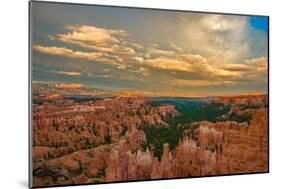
151 143 175 179
150 108 268 178
218 108 268 174
212 94 268 107
32 83 268 187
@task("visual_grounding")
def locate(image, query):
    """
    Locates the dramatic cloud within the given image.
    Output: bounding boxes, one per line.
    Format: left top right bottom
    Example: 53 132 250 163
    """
145 53 242 78
202 15 246 32
56 25 122 44
32 44 122 64
217 57 267 78
32 15 268 95
180 14 251 61
45 25 146 70
49 25 142 57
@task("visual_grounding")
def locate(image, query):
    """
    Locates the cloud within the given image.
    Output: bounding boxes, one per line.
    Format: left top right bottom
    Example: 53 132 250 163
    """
144 53 241 78
33 45 103 60
50 25 143 57
129 67 150 76
56 71 82 76
103 68 111 73
170 79 236 87
145 57 192 72
245 57 268 72
45 24 146 68
146 48 176 57
179 54 208 65
220 63 250 72
180 14 250 61
202 15 246 32
170 43 183 52
32 44 123 64
33 20 267 92
33 42 266 86
218 57 267 77
55 83 83 89
130 42 144 50
86 72 111 78
102 75 111 78
34 23 250 81
89 73 111 78
134 56 144 63
218 57 267 76
57 25 121 44
117 64 127 69
117 46 136 55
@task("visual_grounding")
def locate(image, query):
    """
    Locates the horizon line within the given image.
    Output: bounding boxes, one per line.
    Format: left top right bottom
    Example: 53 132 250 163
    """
32 81 268 98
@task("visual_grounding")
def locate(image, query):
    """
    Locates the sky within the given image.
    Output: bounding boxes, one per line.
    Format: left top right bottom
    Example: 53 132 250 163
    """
31 1 269 97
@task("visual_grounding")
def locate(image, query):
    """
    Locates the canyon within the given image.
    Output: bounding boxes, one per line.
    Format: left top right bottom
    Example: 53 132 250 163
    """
32 83 268 187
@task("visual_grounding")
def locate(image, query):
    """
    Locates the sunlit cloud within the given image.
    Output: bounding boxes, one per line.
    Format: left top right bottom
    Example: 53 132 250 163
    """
170 43 184 53
33 45 103 60
57 25 122 44
117 64 127 70
245 57 268 72
220 63 250 72
32 44 123 64
55 83 83 89
145 57 192 72
50 25 142 56
146 48 176 58
130 42 144 50
32 13 268 95
34 23 264 83
180 14 251 61
144 53 242 78
202 15 246 32
134 56 144 63
170 79 236 87
46 24 146 68
56 71 82 76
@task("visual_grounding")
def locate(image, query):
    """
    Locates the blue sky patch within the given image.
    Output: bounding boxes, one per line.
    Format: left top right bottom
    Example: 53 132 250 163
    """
249 16 268 31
